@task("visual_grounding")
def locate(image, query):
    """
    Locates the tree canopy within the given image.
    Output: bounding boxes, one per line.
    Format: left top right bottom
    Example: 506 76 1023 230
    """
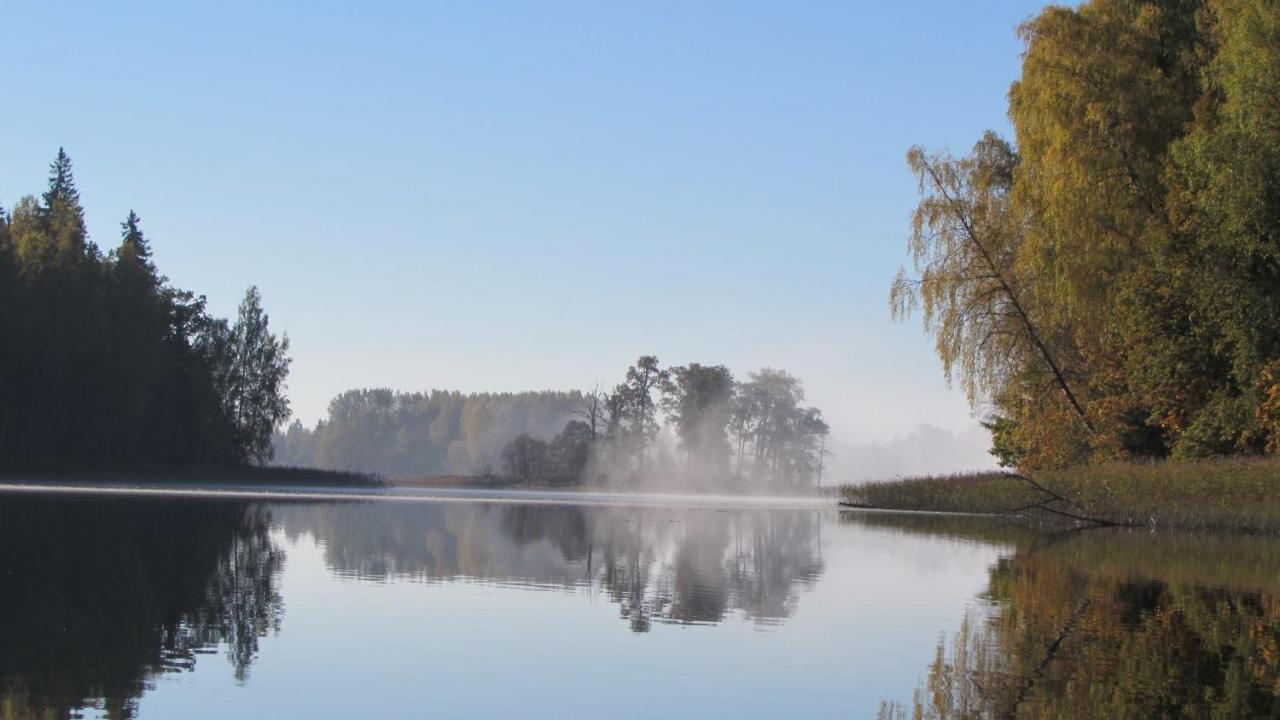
896 0 1280 468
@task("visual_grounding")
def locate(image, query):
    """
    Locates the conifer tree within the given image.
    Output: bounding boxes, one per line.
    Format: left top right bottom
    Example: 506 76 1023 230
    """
40 147 92 262
0 150 292 468
118 211 153 267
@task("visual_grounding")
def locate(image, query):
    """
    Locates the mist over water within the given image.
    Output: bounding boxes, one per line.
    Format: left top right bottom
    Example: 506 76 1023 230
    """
826 424 998 484
267 352 1004 494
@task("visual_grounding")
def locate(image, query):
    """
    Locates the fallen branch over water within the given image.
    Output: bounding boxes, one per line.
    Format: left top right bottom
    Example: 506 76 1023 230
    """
1005 473 1119 527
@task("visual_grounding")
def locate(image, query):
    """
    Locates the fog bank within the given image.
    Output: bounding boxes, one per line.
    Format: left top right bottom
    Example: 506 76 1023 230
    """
824 424 997 484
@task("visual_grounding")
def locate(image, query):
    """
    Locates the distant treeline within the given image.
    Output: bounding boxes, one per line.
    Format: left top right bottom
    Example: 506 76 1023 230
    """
275 356 830 488
0 150 291 467
895 0 1280 469
273 389 584 477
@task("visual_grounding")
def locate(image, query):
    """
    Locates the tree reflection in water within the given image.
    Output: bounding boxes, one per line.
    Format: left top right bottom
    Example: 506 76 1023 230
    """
0 495 283 720
865 516 1280 719
279 502 824 632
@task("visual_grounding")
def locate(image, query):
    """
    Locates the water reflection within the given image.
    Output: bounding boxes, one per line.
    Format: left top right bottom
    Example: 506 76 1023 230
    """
278 502 825 632
0 495 283 720
871 520 1280 719
8 492 1280 719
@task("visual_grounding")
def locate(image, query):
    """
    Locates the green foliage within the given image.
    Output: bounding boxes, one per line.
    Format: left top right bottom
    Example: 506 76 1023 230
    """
899 0 1280 467
222 287 292 464
39 147 93 265
980 415 1026 468
0 150 291 468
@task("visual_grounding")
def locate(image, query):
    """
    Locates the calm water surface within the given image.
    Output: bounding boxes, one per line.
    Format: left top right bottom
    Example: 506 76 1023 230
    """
2 488 1279 718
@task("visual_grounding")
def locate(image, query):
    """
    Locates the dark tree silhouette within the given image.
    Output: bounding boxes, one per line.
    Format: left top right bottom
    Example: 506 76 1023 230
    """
0 150 291 468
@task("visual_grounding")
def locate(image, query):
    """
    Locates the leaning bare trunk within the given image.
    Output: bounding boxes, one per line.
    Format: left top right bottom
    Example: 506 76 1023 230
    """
924 162 1095 435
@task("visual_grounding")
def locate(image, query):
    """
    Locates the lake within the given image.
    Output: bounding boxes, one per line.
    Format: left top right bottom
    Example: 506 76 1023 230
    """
2 486 1279 718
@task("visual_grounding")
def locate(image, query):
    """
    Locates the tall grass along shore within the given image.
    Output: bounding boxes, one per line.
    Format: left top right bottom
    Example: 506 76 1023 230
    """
840 458 1280 534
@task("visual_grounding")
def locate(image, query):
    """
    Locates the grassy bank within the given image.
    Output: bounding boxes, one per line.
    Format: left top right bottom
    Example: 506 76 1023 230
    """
840 457 1280 533
0 463 383 487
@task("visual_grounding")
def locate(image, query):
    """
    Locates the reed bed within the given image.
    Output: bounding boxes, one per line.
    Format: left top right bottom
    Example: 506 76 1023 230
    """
841 457 1280 533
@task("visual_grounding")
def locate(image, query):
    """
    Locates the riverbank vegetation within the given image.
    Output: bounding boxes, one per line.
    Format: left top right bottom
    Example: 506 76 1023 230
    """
842 457 1280 533
0 150 292 469
893 0 1280 470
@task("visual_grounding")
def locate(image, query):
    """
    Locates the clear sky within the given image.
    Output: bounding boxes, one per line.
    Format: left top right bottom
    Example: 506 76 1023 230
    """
1 1 1047 447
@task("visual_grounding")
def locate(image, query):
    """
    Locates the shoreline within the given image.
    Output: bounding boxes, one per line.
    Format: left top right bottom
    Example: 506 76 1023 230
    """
840 457 1280 535
0 463 382 487
0 479 831 510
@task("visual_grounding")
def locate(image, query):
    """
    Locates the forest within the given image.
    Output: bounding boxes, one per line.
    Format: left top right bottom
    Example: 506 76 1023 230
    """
893 0 1280 469
0 150 291 468
273 388 585 476
275 357 831 488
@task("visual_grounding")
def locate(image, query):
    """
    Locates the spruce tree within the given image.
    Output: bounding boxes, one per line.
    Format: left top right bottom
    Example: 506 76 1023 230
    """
114 211 160 294
118 211 153 266
40 147 91 262
42 148 80 210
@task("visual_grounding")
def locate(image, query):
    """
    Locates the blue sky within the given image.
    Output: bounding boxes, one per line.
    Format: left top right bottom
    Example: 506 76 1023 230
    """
1 1 1046 446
